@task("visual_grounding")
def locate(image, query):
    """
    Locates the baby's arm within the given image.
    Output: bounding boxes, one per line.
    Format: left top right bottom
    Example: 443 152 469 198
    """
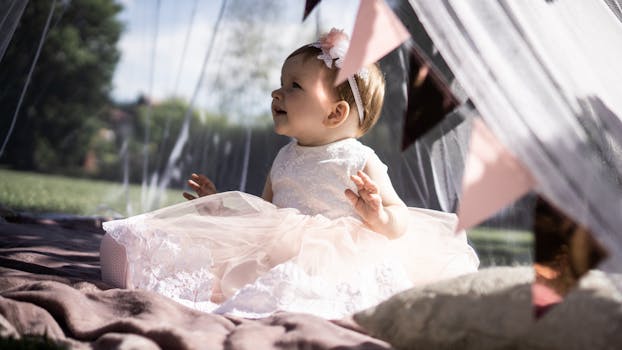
183 173 217 200
345 156 408 239
262 176 273 203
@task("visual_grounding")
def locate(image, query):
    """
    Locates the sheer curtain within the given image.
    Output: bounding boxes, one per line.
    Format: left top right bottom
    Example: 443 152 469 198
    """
604 0 622 23
371 0 475 214
0 0 28 64
408 0 622 273
6 1 620 273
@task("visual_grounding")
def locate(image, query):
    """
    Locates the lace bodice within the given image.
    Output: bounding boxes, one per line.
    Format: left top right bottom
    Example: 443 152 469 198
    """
270 138 383 219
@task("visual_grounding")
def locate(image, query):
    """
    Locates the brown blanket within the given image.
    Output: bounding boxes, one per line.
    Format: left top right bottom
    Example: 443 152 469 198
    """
0 215 392 349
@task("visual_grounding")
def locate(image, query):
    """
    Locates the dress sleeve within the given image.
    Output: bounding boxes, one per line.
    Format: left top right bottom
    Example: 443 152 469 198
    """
363 149 388 174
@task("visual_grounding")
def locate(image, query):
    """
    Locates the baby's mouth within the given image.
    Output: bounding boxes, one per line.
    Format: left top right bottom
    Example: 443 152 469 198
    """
272 106 287 116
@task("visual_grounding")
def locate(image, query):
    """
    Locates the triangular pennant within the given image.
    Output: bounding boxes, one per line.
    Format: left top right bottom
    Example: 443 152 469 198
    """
303 0 321 21
336 0 410 84
401 46 460 150
456 118 536 231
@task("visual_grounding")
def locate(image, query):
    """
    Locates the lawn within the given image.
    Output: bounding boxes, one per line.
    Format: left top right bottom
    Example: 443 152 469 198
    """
467 227 532 267
0 168 532 267
0 168 183 217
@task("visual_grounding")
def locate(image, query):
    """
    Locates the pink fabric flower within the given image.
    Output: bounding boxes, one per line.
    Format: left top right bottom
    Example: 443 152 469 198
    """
313 28 350 69
318 28 349 53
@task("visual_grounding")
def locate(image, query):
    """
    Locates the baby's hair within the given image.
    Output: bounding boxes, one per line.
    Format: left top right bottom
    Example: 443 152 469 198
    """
287 45 385 136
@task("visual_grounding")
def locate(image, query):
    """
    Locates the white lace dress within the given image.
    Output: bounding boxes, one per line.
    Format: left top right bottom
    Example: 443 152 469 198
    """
101 138 479 319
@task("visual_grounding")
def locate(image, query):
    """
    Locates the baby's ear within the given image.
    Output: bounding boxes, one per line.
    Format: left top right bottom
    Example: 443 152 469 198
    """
324 100 350 128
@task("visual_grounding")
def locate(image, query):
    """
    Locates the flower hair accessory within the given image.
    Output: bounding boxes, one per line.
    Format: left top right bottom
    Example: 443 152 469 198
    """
311 28 366 124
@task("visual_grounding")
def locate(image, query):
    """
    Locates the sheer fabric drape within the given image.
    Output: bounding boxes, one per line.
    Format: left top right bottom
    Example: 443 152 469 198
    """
408 0 622 274
0 0 28 64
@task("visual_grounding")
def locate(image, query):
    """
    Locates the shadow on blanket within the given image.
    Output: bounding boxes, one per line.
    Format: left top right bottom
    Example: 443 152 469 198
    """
0 214 391 350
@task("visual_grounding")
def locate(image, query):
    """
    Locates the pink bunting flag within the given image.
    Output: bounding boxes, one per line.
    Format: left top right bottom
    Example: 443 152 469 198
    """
336 0 411 84
401 47 459 150
456 118 536 231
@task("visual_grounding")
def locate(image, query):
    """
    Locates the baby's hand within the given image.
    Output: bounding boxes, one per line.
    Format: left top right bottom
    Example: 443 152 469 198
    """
345 170 389 226
183 173 217 200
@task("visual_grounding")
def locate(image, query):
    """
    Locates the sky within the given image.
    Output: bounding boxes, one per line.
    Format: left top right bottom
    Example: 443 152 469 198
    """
111 0 360 119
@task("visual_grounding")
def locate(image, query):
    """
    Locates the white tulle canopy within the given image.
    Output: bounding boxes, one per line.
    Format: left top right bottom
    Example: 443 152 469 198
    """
2 0 622 275
409 0 622 273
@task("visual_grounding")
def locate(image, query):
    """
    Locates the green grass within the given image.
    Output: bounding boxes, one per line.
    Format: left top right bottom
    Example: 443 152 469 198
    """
468 227 533 244
0 169 183 217
468 227 533 267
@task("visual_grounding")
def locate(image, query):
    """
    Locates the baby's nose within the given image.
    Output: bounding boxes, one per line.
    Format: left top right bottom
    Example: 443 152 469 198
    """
271 89 281 99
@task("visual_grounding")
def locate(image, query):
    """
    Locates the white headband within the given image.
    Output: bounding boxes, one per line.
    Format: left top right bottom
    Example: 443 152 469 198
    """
310 28 367 124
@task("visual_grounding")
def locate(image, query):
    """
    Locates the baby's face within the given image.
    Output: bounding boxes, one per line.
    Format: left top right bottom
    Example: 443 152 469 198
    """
271 54 338 145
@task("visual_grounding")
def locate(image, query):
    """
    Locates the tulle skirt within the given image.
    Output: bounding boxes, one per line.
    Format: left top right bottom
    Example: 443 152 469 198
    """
101 191 479 318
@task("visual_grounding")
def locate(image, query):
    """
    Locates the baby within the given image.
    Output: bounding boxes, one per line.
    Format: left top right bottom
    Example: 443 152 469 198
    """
101 28 479 319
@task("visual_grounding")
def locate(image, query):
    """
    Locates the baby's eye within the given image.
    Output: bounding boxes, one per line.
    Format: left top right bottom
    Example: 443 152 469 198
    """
292 82 302 89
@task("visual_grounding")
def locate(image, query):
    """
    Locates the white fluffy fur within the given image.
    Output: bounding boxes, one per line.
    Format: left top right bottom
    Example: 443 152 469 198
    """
354 266 622 350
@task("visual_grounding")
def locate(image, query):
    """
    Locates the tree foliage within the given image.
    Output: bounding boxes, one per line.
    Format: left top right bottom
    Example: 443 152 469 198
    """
0 0 123 173
211 0 284 123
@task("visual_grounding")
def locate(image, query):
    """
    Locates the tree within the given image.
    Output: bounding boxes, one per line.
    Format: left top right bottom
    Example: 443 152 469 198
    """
133 97 204 178
211 0 286 125
0 0 123 174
